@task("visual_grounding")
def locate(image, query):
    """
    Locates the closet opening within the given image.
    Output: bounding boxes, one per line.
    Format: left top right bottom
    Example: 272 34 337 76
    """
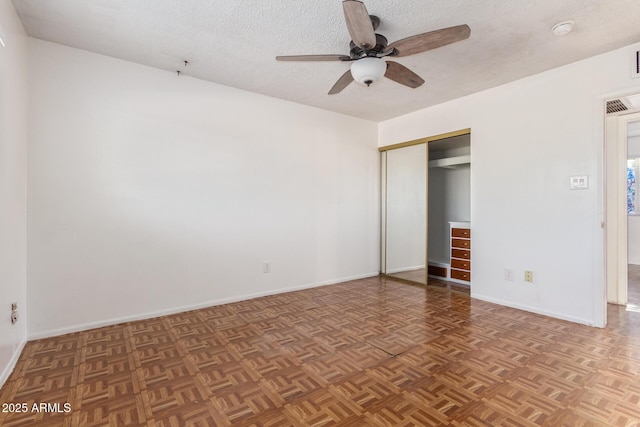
427 134 471 292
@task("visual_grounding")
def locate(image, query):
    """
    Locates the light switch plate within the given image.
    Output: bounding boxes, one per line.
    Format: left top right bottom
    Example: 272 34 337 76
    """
570 175 589 190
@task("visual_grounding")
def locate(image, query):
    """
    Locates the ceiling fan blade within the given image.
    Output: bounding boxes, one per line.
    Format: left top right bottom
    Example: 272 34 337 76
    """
388 24 470 57
384 61 425 88
342 0 376 48
328 70 354 95
276 54 351 62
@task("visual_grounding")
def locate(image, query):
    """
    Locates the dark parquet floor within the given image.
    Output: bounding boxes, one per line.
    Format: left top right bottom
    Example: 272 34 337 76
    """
1 275 640 426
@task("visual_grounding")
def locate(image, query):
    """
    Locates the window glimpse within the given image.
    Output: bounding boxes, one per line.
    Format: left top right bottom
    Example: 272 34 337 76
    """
629 157 640 215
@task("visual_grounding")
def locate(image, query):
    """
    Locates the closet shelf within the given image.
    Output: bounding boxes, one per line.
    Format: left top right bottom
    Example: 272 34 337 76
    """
428 155 470 169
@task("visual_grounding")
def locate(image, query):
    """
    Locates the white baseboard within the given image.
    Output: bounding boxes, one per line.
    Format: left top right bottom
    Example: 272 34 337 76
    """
471 292 595 327
29 272 380 340
0 338 27 389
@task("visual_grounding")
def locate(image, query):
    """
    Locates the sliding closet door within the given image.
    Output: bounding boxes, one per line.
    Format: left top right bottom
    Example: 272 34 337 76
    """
384 143 428 284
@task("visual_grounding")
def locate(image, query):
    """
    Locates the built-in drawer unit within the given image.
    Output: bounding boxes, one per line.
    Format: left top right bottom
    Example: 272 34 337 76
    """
449 222 471 285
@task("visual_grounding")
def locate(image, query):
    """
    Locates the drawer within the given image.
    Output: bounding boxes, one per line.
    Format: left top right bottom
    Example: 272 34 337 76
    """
452 238 471 249
428 264 447 278
451 228 471 238
451 269 471 282
451 259 471 271
451 248 470 260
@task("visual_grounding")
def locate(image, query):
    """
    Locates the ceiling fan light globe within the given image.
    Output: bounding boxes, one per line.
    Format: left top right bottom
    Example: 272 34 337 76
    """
350 57 386 86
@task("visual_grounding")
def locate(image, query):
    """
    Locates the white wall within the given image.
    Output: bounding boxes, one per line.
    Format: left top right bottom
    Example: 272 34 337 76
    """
0 2 28 386
380 43 640 326
628 134 640 265
27 39 379 338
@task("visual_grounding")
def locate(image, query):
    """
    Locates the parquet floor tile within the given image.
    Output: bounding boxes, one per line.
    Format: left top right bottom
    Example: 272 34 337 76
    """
332 372 400 411
2 275 640 426
405 376 476 420
364 393 450 427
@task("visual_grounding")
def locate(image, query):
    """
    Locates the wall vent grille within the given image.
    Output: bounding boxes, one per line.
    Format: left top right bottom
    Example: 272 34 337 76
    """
607 99 628 114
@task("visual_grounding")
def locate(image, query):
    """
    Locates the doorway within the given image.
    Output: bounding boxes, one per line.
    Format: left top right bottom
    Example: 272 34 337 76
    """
380 129 471 292
625 119 640 308
605 97 640 312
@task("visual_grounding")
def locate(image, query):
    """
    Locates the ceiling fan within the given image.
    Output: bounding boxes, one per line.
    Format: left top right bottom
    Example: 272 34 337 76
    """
276 0 470 95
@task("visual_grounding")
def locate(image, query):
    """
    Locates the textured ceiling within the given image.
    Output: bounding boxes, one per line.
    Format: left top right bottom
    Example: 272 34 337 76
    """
11 0 640 122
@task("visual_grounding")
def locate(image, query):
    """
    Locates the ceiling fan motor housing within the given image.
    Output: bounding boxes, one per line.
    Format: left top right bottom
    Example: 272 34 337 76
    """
349 33 388 59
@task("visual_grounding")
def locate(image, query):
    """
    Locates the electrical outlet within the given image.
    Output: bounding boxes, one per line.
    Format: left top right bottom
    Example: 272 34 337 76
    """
524 271 534 282
504 268 514 281
11 311 18 324
11 302 18 324
263 261 271 274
